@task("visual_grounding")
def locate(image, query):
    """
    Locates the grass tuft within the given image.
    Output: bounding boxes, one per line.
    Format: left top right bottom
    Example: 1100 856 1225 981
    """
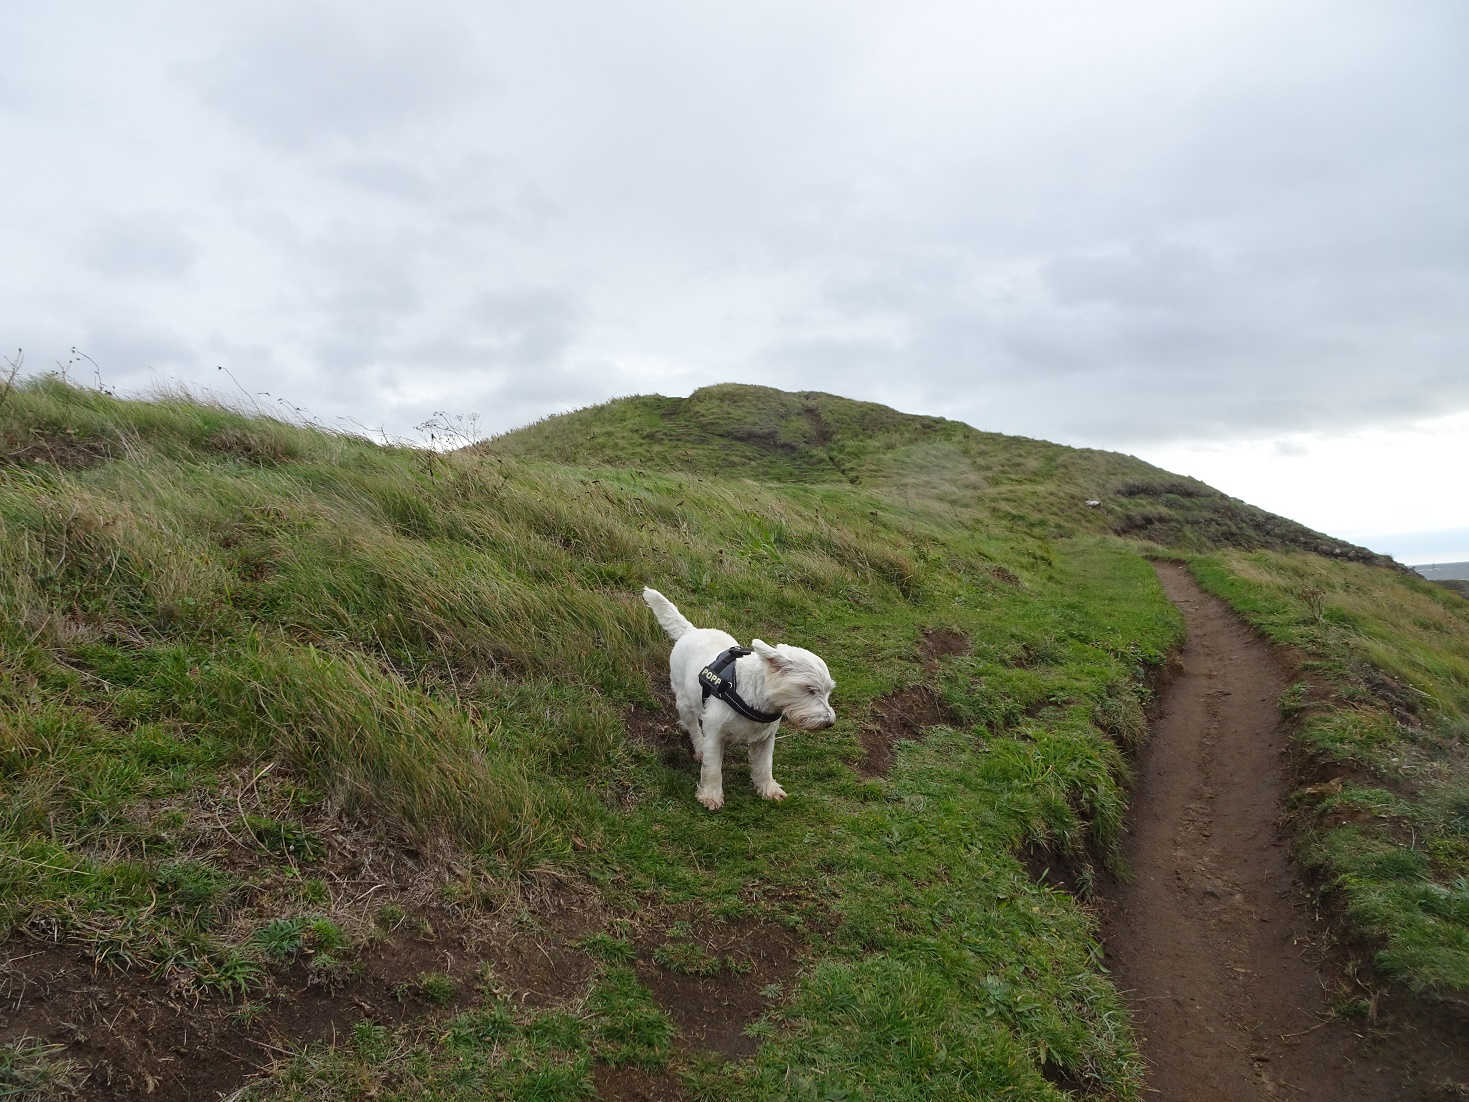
0 1037 89 1100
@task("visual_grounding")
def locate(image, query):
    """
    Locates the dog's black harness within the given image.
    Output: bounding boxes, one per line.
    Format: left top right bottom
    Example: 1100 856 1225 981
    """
699 647 782 724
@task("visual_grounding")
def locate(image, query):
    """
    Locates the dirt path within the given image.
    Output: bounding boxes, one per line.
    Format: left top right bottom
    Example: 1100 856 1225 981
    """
1100 562 1409 1101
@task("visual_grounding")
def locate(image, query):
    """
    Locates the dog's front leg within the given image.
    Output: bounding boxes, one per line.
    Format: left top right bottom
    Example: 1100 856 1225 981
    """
749 732 786 800
695 726 726 810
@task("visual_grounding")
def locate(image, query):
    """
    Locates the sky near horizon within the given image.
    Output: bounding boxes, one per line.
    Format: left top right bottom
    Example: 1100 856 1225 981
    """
5 2 1465 564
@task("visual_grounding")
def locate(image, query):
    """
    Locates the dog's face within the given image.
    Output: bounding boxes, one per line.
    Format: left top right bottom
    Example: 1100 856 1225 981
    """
751 639 836 730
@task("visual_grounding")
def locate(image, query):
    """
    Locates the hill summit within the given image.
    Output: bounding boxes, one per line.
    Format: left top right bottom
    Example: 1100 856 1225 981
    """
486 383 1393 565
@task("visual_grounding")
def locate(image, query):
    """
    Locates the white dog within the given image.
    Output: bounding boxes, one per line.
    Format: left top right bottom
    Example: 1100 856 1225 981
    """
642 587 836 810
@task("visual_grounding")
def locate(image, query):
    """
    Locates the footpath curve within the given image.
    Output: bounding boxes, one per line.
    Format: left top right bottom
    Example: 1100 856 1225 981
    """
1100 562 1429 1100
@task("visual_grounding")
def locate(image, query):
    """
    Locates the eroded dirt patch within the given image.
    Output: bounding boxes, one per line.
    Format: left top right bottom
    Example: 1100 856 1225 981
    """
1099 562 1468 1101
1020 842 1087 898
0 887 604 1102
1 428 113 469
987 563 1021 586
1 856 811 1102
854 628 966 777
625 698 687 771
918 627 970 671
635 917 802 1060
594 1064 686 1101
857 685 953 777
2 926 459 1101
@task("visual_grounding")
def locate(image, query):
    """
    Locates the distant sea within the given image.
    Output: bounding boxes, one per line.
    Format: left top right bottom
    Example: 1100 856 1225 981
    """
1414 561 1469 582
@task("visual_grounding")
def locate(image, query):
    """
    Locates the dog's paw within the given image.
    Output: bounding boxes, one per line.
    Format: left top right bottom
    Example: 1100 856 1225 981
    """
758 782 788 801
696 789 725 811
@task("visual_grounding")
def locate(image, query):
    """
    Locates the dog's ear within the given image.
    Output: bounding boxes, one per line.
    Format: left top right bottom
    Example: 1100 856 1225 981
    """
750 639 790 671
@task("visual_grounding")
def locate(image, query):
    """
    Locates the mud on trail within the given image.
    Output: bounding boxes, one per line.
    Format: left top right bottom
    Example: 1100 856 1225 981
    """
1100 562 1464 1101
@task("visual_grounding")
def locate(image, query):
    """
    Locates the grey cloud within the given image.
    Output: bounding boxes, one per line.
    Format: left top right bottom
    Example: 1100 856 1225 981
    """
321 272 422 332
332 158 435 201
821 252 968 318
300 225 428 342
285 286 590 435
0 68 26 111
329 156 561 239
72 326 198 391
464 288 583 369
991 312 1465 442
758 334 904 400
3 0 1466 504
81 215 198 280
763 334 901 374
777 245 1469 445
1044 243 1223 311
360 355 623 440
489 362 610 409
1363 528 1469 562
196 12 484 150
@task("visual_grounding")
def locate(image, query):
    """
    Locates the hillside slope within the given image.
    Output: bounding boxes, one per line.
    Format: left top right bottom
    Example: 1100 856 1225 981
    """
487 384 1397 564
1 378 1463 1100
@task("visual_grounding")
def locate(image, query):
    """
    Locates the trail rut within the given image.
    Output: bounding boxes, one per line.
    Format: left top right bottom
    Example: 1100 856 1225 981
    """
1100 562 1442 1100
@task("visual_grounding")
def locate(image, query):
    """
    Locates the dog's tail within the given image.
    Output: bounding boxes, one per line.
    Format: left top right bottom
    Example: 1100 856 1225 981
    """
642 587 696 641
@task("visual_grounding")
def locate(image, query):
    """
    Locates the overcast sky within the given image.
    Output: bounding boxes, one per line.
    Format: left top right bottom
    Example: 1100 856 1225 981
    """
5 1 1465 562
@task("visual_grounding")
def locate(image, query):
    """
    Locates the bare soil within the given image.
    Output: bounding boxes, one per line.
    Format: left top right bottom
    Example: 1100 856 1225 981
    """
635 919 802 1060
593 1064 686 1101
918 627 970 671
1 427 113 469
1099 562 1468 1100
0 893 600 1101
0 885 810 1101
856 685 954 777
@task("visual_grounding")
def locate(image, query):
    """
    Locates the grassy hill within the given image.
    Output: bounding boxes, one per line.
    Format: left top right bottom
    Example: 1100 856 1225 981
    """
1 378 1464 1099
488 386 1396 566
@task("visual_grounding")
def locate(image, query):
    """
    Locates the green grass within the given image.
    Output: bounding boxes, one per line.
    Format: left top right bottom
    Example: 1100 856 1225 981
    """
2 376 1464 1096
250 1001 591 1101
406 972 458 1006
0 1038 88 1100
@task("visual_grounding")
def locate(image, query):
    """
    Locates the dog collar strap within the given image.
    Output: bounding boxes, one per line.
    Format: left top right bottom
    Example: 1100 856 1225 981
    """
699 647 782 724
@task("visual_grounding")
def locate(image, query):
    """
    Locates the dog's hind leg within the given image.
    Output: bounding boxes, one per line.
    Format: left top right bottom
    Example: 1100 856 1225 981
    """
674 693 704 762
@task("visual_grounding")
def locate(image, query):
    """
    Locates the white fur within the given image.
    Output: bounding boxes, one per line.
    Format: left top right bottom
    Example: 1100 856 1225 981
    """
642 587 836 810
